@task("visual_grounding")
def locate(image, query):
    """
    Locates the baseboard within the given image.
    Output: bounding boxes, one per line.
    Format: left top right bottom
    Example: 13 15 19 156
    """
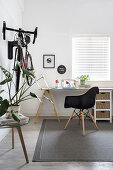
22 112 75 117
24 113 113 121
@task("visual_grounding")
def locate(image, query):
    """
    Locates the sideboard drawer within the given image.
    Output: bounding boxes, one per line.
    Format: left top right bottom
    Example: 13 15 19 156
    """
94 90 112 123
96 92 110 100
96 111 110 118
96 101 110 109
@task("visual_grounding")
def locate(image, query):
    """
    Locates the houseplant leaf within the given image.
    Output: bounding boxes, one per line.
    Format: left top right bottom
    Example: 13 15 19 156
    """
0 77 12 85
0 66 12 79
0 99 9 116
23 69 35 78
30 92 37 98
11 110 20 122
0 96 3 100
0 90 4 94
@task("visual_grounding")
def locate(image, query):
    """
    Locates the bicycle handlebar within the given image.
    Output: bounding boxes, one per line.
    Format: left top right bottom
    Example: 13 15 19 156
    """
2 21 38 44
33 27 37 44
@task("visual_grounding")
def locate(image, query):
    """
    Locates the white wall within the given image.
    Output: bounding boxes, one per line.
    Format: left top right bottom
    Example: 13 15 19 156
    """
21 0 113 117
0 0 24 141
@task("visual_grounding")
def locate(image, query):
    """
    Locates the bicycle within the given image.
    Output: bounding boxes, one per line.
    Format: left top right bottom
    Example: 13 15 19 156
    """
2 21 38 92
13 32 35 87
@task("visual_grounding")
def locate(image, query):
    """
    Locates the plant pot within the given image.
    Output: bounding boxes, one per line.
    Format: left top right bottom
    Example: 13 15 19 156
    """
80 79 86 86
6 105 20 119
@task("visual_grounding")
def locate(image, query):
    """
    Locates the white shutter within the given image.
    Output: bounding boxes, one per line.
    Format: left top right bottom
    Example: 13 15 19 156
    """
72 36 110 80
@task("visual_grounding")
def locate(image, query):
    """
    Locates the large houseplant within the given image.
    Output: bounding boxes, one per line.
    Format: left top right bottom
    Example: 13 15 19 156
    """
0 65 40 122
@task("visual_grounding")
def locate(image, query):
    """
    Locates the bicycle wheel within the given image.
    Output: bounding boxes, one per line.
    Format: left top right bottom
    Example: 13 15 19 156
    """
26 52 34 86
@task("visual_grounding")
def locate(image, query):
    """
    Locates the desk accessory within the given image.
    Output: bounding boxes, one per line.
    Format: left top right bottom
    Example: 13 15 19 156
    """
61 79 76 89
79 84 91 88
55 79 60 88
77 74 90 86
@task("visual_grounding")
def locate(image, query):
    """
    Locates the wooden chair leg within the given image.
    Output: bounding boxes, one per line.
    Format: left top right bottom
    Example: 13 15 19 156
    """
88 110 99 130
82 111 85 136
78 110 81 125
64 110 75 130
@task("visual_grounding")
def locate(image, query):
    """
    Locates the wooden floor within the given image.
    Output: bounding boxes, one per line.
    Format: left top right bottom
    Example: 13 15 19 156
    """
0 117 113 170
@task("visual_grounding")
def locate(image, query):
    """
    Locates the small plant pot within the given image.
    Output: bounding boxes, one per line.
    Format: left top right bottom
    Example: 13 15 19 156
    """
6 105 20 119
80 79 86 86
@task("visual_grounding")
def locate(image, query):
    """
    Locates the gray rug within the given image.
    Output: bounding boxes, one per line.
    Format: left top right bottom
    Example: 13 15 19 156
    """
33 119 113 162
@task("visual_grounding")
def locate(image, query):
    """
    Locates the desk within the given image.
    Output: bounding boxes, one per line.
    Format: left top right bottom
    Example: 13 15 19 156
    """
0 121 29 163
34 87 113 123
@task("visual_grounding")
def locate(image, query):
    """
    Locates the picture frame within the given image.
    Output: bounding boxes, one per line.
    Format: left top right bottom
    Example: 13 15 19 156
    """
43 55 55 68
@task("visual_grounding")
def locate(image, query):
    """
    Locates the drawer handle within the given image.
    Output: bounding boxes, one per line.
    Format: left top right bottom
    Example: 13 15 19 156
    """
101 111 105 113
101 93 105 94
101 102 105 103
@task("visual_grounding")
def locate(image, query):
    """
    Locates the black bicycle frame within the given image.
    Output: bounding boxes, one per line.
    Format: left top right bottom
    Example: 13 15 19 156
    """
15 46 22 92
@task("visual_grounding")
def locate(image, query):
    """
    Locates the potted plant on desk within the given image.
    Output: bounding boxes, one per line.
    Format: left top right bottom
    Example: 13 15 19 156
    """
79 74 90 86
0 65 40 122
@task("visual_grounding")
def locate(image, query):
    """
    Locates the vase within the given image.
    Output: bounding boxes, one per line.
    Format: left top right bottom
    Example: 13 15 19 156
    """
6 105 20 119
80 79 86 86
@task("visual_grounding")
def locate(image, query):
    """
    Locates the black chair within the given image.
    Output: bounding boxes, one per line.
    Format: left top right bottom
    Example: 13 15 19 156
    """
64 87 99 136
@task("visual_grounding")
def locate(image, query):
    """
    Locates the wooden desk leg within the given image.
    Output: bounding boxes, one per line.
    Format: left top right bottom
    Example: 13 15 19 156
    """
16 127 29 163
34 90 47 123
47 90 60 122
12 128 14 149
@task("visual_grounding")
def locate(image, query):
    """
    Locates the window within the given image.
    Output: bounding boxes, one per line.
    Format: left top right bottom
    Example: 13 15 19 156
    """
72 36 110 80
